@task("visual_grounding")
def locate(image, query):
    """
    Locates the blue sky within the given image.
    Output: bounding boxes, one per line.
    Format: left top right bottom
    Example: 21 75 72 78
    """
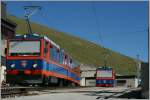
5 1 148 62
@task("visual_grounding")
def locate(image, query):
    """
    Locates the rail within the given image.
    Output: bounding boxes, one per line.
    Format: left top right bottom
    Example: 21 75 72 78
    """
1 86 82 98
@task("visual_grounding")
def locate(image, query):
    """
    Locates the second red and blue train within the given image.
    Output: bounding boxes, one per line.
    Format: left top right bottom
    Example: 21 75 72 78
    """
96 67 116 87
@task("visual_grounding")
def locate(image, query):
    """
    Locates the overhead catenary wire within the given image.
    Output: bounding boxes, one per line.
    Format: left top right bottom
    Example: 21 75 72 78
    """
112 29 148 36
37 9 80 65
91 2 111 67
24 6 41 34
91 1 104 48
38 9 62 35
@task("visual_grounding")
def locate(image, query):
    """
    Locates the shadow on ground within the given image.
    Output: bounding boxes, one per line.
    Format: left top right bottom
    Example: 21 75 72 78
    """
84 90 122 99
84 89 142 99
118 90 142 99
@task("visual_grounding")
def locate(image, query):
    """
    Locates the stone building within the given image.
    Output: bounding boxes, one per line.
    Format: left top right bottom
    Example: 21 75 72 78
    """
1 2 17 83
116 75 138 88
80 64 139 88
80 64 96 86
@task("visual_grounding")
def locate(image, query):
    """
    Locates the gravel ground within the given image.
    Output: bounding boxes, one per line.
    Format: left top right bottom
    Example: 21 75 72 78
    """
3 93 97 100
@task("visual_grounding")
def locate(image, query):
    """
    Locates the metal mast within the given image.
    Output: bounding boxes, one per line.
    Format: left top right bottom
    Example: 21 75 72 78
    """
102 52 110 67
24 6 41 34
136 54 141 85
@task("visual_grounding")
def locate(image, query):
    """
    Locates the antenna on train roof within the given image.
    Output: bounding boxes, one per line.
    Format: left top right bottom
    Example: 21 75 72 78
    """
24 6 41 34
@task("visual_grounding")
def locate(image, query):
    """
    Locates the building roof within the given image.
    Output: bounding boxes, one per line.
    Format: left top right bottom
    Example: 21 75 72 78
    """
80 64 97 71
116 75 137 79
1 1 17 27
2 18 17 27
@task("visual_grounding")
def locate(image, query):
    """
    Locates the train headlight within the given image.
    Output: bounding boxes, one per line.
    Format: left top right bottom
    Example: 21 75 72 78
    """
11 64 15 68
33 64 37 68
24 35 27 38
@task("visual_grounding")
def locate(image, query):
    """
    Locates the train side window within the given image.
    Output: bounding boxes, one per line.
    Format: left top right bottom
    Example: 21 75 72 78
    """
54 48 56 61
44 48 48 53
53 47 56 61
67 58 69 67
59 50 63 64
44 41 48 57
4 48 7 55
56 49 60 62
50 46 57 62
65 55 68 65
70 59 72 68
63 53 65 65
51 46 55 61
67 57 70 67
50 45 53 60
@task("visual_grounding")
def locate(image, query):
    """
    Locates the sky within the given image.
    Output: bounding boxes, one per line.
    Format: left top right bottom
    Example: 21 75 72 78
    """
5 1 148 62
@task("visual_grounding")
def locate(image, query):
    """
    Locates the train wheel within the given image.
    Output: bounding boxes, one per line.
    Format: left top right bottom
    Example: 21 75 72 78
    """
67 81 71 87
75 83 79 87
71 83 76 87
63 80 68 87
48 77 51 86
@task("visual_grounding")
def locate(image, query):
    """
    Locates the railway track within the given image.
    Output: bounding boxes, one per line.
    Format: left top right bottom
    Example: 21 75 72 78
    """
1 86 35 98
1 86 82 98
1 86 140 99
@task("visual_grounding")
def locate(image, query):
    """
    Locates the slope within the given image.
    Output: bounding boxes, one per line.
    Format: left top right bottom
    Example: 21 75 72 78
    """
7 15 137 75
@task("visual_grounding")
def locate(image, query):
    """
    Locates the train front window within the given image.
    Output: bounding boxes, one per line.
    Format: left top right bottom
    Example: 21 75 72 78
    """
97 70 112 78
9 41 40 56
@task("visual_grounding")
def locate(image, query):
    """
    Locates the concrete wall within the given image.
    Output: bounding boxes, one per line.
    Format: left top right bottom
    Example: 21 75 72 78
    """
80 77 96 86
80 64 96 86
126 78 138 88
85 79 96 86
81 71 95 78
80 77 86 86
116 79 126 86
116 78 138 88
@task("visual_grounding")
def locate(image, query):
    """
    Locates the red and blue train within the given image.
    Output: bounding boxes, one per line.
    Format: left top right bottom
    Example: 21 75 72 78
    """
6 33 80 86
96 67 115 87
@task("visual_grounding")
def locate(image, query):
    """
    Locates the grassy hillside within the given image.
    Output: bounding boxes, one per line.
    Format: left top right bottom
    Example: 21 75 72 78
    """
7 15 138 75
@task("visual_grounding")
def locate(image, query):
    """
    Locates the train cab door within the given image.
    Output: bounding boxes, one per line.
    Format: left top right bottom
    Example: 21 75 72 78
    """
43 40 50 61
42 39 50 85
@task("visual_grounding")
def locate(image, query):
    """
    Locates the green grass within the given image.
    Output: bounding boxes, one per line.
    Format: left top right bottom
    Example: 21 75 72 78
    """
7 15 138 75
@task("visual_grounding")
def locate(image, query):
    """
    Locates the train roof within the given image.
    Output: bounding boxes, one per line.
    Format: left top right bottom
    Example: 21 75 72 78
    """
11 33 79 65
14 33 60 49
43 35 60 49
